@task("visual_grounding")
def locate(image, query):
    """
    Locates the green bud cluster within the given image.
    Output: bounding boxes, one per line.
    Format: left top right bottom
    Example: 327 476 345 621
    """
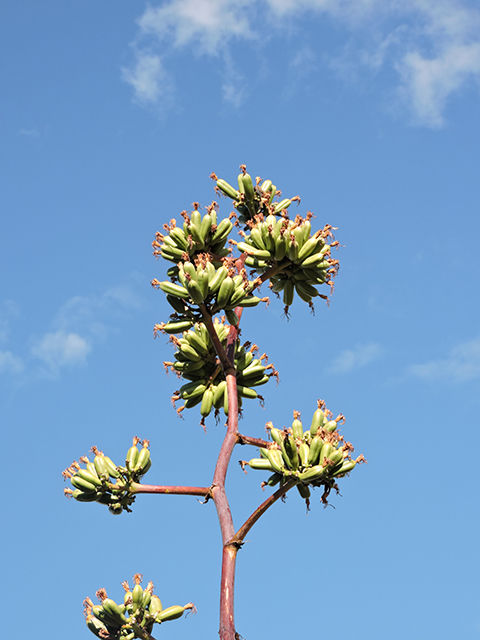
84 575 195 639
63 437 151 515
152 202 232 267
214 166 340 313
243 401 365 507
213 165 299 225
152 254 267 322
160 319 278 426
240 215 338 312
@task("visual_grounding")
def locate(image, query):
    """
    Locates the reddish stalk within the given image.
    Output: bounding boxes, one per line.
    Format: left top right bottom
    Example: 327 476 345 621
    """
199 304 235 377
254 262 286 288
258 263 284 283
229 478 297 545
130 622 157 640
200 301 244 640
198 258 290 639
131 483 211 497
214 366 240 640
219 543 239 640
236 433 271 448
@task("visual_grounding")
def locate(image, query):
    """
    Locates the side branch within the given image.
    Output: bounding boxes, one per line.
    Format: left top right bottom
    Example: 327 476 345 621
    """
229 479 297 545
130 623 157 640
236 433 270 448
130 483 211 497
199 304 235 376
256 263 286 288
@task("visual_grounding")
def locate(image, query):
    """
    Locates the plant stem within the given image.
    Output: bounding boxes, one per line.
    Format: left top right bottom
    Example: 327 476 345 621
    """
213 254 247 640
130 483 211 497
130 622 157 640
214 368 239 640
230 478 297 545
258 262 285 284
236 433 271 448
219 543 239 640
199 304 235 376
200 303 244 640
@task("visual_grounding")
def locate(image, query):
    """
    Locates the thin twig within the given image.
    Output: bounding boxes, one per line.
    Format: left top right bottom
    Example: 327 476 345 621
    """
130 483 211 497
229 479 297 545
257 262 285 285
199 304 235 376
130 622 157 640
236 433 271 448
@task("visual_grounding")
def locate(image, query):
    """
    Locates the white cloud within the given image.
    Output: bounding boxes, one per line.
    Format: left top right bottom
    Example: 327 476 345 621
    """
331 342 383 374
125 0 480 126
122 52 172 106
222 80 247 107
53 278 145 338
0 350 24 375
0 277 146 382
31 331 91 370
32 277 145 372
409 336 480 383
264 0 380 24
137 0 255 54
290 46 316 72
221 51 248 108
396 42 480 127
282 45 317 97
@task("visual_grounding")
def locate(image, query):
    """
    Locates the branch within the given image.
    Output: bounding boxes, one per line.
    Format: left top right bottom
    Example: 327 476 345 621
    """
213 308 248 640
130 623 157 640
219 544 239 640
211 314 242 541
198 304 235 376
214 371 238 640
198 296 245 640
257 262 286 285
199 250 275 640
236 433 271 449
247 260 289 297
229 479 297 546
130 483 211 498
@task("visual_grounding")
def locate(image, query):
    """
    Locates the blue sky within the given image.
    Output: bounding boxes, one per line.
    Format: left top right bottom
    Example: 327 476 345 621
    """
1 1 480 638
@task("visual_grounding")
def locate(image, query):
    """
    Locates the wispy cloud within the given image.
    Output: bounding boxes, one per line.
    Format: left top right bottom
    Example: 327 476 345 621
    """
0 302 24 377
396 43 480 127
137 0 255 54
1 276 146 381
408 336 480 383
0 301 20 345
31 277 145 376
0 350 24 375
221 51 248 108
0 302 24 376
124 0 480 126
31 331 91 371
122 51 174 108
331 342 383 374
53 277 145 335
282 46 317 98
104 282 145 310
